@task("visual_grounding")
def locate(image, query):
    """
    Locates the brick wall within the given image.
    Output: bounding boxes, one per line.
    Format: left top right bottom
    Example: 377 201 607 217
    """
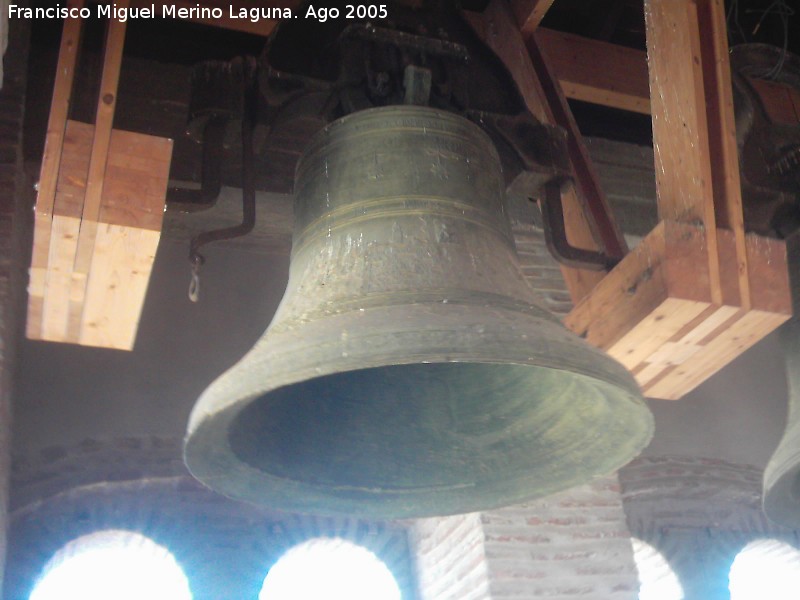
411 513 491 600
481 476 639 599
411 476 639 600
0 11 31 596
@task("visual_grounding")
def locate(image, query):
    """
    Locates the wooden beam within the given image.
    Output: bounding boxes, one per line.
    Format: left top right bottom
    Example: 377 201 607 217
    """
696 0 750 309
535 28 650 114
526 33 628 259
511 0 556 35
644 0 722 304
69 5 129 338
535 27 798 123
563 0 786 400
28 1 84 338
466 2 610 304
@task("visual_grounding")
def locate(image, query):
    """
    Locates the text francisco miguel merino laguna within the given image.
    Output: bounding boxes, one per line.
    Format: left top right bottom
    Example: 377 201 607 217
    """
5 4 359 23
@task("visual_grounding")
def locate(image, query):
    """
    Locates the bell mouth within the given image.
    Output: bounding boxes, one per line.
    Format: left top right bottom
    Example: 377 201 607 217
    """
229 361 638 490
187 359 650 518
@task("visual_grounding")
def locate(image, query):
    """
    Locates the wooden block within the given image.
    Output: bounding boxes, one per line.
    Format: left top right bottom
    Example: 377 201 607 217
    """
27 120 173 349
607 297 711 372
565 221 791 400
79 225 162 349
565 221 713 350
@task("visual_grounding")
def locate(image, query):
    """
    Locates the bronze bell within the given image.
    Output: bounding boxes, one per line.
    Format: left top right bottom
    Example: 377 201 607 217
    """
764 236 800 527
184 106 653 518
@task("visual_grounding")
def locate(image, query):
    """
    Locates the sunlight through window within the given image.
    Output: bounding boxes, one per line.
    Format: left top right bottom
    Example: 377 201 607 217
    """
259 537 401 600
729 538 800 600
631 538 684 600
30 529 192 600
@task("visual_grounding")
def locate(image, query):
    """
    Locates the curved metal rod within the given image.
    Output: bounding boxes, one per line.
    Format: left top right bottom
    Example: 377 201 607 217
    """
539 178 621 272
188 59 258 300
167 114 227 213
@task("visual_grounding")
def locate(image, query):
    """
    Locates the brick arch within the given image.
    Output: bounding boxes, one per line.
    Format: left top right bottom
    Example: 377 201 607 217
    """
5 476 416 600
620 456 800 599
28 528 192 599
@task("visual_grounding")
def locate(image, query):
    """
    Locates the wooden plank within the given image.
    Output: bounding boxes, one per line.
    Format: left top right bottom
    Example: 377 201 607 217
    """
530 28 800 122
607 296 711 372
100 131 173 231
526 32 628 259
27 4 84 338
696 0 749 309
40 120 92 342
511 0 556 35
644 0 721 305
534 28 650 115
468 1 608 303
79 225 163 349
718 230 791 315
70 6 129 332
41 216 81 341
645 310 789 399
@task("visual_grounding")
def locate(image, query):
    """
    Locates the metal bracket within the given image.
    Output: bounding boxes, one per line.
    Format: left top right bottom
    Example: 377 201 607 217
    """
539 178 621 271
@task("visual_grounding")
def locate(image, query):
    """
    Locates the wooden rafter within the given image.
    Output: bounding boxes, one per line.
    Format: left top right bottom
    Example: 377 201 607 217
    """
535 28 650 114
511 0 557 35
465 1 619 303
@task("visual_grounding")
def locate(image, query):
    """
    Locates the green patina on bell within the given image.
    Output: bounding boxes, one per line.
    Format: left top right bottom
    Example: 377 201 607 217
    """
184 106 653 518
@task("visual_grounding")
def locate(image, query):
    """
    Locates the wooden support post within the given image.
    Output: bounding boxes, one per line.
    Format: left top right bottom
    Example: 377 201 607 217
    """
696 0 750 308
70 1 129 339
527 32 628 260
28 1 84 338
467 1 626 303
565 0 791 399
644 0 722 303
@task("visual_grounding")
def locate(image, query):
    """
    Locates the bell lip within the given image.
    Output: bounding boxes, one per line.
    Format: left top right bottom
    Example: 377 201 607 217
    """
763 458 800 528
184 367 651 519
184 316 652 517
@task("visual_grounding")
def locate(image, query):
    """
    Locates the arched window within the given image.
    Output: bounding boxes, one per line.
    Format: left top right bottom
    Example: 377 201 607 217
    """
260 537 401 599
29 529 192 600
729 538 800 600
631 538 684 600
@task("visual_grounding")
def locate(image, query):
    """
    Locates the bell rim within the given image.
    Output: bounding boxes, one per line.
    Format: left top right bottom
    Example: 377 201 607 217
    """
184 304 652 519
763 451 800 527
